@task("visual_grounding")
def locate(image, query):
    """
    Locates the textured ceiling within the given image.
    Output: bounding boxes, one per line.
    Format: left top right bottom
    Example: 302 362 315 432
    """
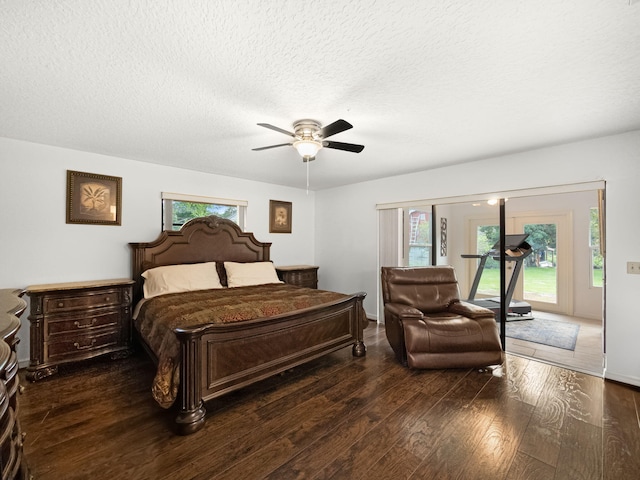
1 0 640 190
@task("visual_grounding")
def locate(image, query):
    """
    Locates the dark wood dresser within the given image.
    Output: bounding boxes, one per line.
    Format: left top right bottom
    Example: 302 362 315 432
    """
26 279 134 381
0 289 28 479
276 265 319 289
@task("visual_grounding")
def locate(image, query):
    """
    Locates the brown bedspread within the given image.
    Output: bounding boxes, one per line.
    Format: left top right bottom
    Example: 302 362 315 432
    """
135 284 350 408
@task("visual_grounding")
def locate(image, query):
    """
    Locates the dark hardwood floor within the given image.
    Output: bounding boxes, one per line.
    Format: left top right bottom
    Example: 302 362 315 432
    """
19 323 640 479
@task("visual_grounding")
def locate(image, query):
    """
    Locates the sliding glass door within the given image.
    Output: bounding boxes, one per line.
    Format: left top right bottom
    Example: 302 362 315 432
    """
378 184 604 375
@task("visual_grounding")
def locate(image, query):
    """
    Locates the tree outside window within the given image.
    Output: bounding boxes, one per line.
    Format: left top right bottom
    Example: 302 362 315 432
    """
163 200 240 230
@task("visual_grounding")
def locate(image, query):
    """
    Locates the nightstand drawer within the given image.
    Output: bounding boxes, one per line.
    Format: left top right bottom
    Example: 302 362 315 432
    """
44 289 122 313
292 270 317 284
46 309 121 336
46 329 121 360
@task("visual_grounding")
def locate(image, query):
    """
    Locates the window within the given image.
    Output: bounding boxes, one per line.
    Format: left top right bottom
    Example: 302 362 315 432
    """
404 208 432 266
161 192 247 231
475 224 500 296
590 207 603 287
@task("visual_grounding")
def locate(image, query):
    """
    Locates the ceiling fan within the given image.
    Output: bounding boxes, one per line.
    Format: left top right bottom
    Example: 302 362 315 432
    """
252 119 365 162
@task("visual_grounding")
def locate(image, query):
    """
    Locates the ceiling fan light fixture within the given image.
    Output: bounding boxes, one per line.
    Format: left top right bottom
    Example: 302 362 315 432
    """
293 139 322 159
253 119 363 165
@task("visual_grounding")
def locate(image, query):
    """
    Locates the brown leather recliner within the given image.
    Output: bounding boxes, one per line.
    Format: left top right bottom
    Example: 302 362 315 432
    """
381 266 503 369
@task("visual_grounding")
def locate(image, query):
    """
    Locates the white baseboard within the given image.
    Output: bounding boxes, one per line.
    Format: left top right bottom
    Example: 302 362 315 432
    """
604 370 640 388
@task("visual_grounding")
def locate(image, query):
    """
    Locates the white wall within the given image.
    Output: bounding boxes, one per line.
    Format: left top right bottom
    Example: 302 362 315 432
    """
0 137 316 366
315 130 640 387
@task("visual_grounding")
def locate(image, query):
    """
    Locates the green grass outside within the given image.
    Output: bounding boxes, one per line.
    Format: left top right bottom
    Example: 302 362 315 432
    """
477 266 603 296
593 268 603 287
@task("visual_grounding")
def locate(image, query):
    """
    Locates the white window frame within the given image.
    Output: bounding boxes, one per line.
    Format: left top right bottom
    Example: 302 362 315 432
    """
161 192 247 231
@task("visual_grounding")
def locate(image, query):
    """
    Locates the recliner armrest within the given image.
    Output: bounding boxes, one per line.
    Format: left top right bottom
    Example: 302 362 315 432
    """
384 302 424 319
448 300 495 319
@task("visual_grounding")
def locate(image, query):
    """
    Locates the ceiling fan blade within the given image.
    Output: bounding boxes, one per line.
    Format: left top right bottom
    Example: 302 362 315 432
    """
257 123 295 137
251 143 292 151
322 140 365 153
319 119 353 139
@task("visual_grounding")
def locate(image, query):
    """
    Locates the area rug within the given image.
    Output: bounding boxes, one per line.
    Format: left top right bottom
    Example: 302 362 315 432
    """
504 318 580 351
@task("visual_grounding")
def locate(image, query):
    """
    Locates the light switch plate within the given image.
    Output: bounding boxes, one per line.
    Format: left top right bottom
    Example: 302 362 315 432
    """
627 262 640 274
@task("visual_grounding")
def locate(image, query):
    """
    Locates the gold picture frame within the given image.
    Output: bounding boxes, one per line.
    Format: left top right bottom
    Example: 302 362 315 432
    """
269 200 292 233
66 170 122 225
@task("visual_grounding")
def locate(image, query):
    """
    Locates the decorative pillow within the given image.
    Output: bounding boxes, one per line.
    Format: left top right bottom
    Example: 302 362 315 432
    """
142 262 223 299
224 261 283 287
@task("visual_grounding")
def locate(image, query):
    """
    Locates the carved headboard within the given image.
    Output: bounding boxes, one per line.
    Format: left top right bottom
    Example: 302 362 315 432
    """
129 216 272 303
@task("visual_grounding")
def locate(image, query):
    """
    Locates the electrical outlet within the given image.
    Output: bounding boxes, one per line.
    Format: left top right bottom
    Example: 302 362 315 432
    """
627 262 640 274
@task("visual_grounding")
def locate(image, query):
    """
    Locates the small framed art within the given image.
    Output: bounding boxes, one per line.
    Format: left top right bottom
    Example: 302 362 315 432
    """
66 170 122 225
440 217 447 256
269 200 292 233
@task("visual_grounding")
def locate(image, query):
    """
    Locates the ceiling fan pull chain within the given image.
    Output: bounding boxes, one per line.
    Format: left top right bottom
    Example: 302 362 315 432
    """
306 157 310 194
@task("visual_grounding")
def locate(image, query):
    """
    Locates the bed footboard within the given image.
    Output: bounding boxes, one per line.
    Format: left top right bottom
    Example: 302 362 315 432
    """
173 291 367 435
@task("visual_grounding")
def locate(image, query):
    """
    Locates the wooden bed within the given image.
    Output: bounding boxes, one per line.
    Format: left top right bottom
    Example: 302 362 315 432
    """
129 215 367 435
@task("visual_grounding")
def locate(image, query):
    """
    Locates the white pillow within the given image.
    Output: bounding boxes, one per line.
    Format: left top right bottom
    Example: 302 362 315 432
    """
224 261 283 287
142 262 223 299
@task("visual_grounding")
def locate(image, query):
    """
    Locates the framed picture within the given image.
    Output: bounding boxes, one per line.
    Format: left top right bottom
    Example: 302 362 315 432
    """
269 200 292 233
440 217 448 256
66 170 122 225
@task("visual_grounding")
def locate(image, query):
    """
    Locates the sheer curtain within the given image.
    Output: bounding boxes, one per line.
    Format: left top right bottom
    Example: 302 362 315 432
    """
377 208 402 322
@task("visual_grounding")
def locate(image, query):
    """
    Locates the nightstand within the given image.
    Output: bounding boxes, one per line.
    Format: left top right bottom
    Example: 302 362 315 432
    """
26 278 134 381
276 265 319 289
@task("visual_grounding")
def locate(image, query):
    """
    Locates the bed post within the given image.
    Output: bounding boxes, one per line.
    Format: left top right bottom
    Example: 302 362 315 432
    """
352 292 367 357
174 329 206 435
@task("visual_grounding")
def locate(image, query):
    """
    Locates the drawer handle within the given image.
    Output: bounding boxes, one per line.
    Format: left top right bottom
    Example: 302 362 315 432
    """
74 318 98 329
57 301 64 308
73 339 97 350
104 296 111 302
